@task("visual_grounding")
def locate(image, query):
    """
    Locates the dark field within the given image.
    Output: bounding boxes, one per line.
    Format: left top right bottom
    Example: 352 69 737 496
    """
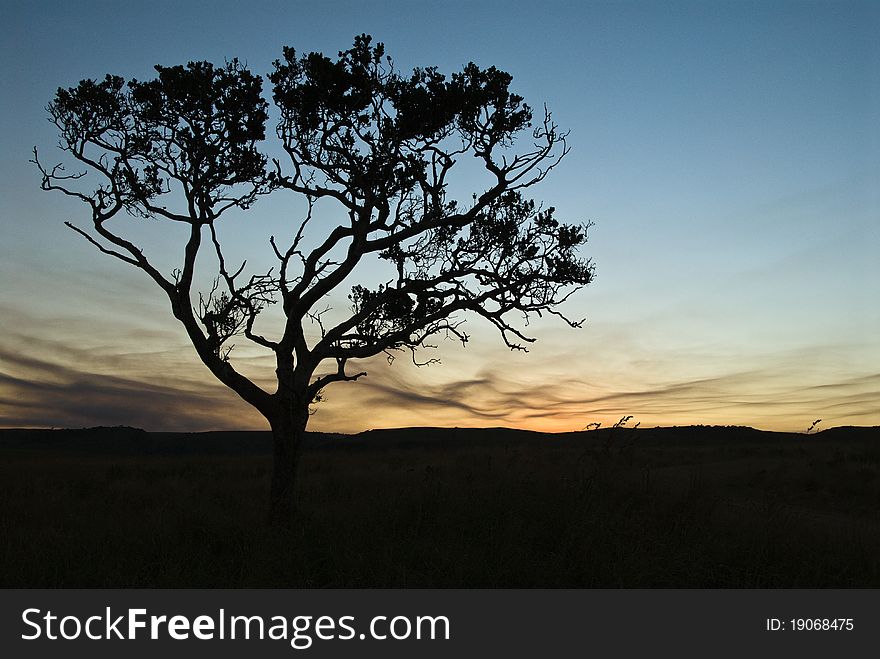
1 425 879 587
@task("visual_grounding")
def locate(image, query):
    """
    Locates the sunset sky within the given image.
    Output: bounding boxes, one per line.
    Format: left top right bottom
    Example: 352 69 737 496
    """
1 0 878 433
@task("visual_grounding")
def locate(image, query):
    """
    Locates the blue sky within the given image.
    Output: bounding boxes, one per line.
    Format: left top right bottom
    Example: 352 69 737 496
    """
1 0 878 432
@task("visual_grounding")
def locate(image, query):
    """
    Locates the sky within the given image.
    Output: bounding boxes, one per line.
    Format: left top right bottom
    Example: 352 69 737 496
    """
1 0 878 433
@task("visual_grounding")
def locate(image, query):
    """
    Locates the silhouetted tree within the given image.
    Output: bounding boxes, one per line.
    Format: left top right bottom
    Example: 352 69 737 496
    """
35 35 594 524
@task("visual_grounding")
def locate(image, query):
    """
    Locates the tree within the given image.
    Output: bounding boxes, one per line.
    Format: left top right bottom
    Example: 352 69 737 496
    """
35 35 594 524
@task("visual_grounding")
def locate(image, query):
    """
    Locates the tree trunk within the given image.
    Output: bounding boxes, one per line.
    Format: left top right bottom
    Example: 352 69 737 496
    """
268 402 310 527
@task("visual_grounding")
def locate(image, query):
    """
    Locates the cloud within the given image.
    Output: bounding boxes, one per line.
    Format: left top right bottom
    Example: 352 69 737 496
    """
307 353 880 432
1 303 877 433
0 346 264 431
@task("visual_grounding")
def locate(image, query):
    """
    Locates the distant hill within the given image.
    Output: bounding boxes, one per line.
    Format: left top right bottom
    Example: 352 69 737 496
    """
0 424 876 456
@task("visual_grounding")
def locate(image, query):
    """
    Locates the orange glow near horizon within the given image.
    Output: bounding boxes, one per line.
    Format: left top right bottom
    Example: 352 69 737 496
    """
4 313 875 435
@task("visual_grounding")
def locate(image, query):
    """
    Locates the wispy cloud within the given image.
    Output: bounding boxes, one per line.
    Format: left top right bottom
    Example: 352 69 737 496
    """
1 305 877 432
309 355 880 433
0 345 264 431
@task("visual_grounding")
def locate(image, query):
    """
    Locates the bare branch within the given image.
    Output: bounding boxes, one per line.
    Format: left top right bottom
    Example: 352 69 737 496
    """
64 221 139 266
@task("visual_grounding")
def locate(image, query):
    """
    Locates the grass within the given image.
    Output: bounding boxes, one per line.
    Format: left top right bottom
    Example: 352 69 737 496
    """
1 425 878 587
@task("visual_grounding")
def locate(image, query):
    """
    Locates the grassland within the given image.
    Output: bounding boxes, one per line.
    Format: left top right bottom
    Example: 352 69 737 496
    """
1 425 878 587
